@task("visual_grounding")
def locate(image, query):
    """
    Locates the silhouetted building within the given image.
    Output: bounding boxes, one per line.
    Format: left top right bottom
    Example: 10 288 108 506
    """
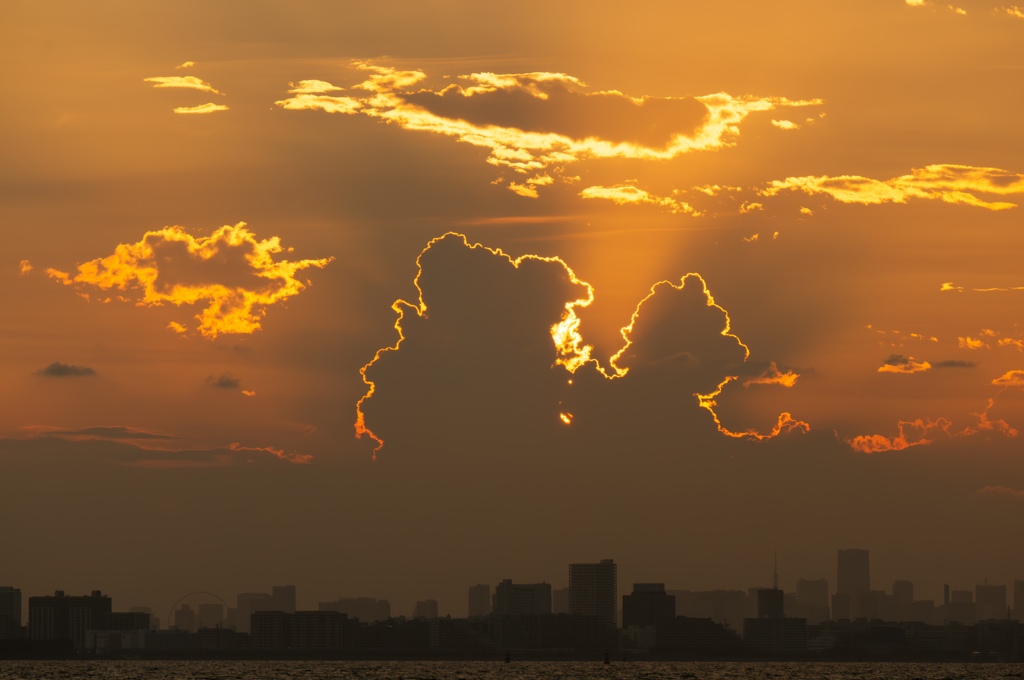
976 582 1007 621
272 585 296 614
235 593 274 633
29 590 112 647
672 590 749 631
468 584 490 618
655 616 747 655
319 597 391 623
129 606 159 631
947 589 976 625
569 559 617 627
491 613 617 652
251 610 353 649
174 604 196 632
623 583 675 628
836 549 870 619
743 617 807 654
553 587 570 614
413 599 438 619
105 612 149 631
892 580 914 621
196 603 224 630
0 587 21 639
911 599 937 625
493 580 551 615
794 579 829 625
1015 580 1024 621
757 589 784 619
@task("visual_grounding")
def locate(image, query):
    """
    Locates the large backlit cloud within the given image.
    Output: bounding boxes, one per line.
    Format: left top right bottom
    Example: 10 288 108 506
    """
277 62 822 195
355 233 807 459
761 164 1024 210
46 223 333 339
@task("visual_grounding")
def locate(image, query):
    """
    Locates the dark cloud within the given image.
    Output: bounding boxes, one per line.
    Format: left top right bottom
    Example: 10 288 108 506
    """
207 374 241 389
34 426 180 441
882 354 910 366
357 234 806 463
934 359 978 368
401 75 711 150
34 361 96 377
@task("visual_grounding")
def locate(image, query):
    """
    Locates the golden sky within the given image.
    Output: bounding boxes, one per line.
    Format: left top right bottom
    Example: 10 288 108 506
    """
3 0 1024 617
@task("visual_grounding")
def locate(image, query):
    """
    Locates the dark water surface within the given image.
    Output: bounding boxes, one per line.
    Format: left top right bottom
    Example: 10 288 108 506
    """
3 662 1024 680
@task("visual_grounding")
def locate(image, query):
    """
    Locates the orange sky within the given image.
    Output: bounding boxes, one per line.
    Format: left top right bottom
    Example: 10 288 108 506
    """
3 0 1024 619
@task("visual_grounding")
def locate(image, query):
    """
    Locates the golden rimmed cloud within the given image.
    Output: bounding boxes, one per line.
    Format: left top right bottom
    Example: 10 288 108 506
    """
878 354 932 373
46 223 333 339
19 260 32 276
355 235 808 458
287 80 345 93
579 185 693 214
762 164 1024 210
144 76 223 95
277 62 822 196
174 103 229 114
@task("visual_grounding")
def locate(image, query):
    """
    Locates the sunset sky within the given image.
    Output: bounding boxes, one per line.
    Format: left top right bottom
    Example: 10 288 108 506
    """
3 0 1024 619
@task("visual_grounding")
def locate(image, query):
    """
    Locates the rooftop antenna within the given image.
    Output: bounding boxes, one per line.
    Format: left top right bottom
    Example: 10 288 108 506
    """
773 549 779 590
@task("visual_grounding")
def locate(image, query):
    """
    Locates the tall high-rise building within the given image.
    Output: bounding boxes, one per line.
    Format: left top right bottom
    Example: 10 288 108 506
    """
174 604 196 632
129 606 159 631
795 579 830 625
492 580 551 616
29 590 112 647
413 599 438 619
552 587 570 614
0 587 21 639
837 549 870 595
235 593 275 633
468 584 491 618
892 580 914 621
272 586 296 614
976 582 1007 621
622 584 675 628
1015 580 1024 621
569 559 617 627
836 549 870 619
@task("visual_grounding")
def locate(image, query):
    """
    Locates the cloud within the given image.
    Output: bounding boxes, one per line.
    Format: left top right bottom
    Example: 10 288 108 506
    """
743 361 800 387
207 374 241 389
242 390 256 397
143 76 223 95
176 61 195 69
906 0 926 5
1005 6 1024 18
959 336 989 349
277 62 822 193
999 338 1024 351
940 282 964 292
761 164 1024 210
878 354 932 373
992 370 1024 387
847 418 952 453
933 359 977 368
46 223 332 339
355 234 808 459
34 362 95 377
579 184 693 213
975 485 1024 499
19 260 31 276
287 80 344 93
174 103 229 114
24 425 180 441
274 94 362 114
771 119 800 130
739 202 763 213
227 442 312 464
